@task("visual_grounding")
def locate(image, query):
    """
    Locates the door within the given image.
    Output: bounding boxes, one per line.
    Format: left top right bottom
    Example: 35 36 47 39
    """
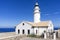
28 30 30 34
18 29 20 34
22 29 25 34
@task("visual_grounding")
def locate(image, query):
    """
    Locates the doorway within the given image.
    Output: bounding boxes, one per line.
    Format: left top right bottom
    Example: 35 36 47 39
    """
22 29 25 34
18 29 20 34
28 30 30 34
36 30 37 34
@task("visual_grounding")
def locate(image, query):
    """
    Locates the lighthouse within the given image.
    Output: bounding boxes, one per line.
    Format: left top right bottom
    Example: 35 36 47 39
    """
34 1 40 23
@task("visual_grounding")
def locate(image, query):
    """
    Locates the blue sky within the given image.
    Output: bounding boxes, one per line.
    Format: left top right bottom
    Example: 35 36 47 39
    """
0 0 60 28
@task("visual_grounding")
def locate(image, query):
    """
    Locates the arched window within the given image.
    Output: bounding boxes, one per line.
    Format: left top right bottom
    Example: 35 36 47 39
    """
18 29 20 34
22 29 25 34
28 30 30 34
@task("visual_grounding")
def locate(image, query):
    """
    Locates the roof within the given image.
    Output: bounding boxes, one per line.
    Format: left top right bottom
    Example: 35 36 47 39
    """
27 21 50 28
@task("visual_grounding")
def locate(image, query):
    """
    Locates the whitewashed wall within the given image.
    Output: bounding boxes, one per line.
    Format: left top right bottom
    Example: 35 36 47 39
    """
48 21 54 32
15 21 54 36
15 21 34 35
34 27 47 35
38 28 47 35
34 28 38 35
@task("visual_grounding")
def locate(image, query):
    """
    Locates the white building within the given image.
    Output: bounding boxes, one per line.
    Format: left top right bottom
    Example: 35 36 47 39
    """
15 1 54 36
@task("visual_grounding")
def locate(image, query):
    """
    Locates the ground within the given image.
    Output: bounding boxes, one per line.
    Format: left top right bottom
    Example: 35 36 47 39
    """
20 37 60 40
0 32 60 40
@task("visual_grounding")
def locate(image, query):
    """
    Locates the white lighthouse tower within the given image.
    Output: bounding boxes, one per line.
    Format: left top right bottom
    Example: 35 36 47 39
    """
34 1 40 23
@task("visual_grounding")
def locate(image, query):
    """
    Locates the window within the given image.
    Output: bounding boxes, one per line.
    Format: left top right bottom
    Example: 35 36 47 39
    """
36 30 37 34
23 23 24 25
22 29 25 34
18 29 20 34
28 30 30 34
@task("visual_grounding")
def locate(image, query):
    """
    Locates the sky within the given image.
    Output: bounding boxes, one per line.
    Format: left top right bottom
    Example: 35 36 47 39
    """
0 0 60 28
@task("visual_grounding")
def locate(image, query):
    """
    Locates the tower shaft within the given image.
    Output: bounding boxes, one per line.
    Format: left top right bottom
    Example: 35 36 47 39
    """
34 1 40 23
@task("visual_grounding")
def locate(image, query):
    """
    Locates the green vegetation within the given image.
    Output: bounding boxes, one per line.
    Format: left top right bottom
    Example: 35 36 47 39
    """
27 34 44 38
27 34 36 37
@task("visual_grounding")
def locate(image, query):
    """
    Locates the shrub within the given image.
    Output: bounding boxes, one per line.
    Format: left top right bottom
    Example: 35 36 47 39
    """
27 34 36 37
27 34 44 38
